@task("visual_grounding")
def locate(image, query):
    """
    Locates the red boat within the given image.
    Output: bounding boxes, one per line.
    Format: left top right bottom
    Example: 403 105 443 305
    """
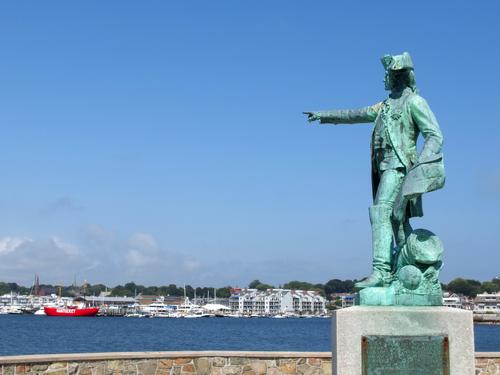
44 306 99 317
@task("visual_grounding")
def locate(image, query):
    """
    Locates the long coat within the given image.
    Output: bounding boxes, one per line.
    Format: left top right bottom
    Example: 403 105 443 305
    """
317 88 444 218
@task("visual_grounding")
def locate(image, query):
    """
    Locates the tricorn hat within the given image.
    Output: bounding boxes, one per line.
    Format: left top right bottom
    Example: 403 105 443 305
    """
381 52 414 71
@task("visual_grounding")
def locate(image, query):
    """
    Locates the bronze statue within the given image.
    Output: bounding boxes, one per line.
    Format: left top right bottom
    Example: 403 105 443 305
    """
304 52 445 305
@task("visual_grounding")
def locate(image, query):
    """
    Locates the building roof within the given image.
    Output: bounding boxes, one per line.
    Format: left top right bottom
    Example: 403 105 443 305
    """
84 296 136 303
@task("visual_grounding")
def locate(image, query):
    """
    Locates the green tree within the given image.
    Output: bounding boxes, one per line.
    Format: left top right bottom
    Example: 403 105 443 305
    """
216 287 231 298
445 278 482 297
248 280 274 290
248 280 262 289
481 281 499 293
183 285 193 298
491 277 500 288
165 284 182 296
87 284 107 296
0 282 30 294
283 281 325 296
324 279 356 295
283 281 316 290
0 282 14 295
110 285 130 296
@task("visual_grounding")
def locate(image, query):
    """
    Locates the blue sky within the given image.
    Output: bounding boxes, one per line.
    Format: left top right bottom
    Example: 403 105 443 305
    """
0 1 498 287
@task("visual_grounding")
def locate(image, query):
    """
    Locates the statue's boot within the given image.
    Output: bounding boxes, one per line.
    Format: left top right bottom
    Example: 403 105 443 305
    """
355 205 393 289
393 218 413 261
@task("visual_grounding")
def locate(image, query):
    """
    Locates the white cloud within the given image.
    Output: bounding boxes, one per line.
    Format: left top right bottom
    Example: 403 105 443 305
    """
126 249 156 268
126 232 161 269
1 231 337 287
128 232 157 250
84 224 114 244
0 226 213 286
51 236 80 256
0 236 86 284
2 226 333 287
0 237 31 255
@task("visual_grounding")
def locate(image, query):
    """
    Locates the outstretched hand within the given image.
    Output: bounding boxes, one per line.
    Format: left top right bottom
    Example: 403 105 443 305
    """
303 112 320 123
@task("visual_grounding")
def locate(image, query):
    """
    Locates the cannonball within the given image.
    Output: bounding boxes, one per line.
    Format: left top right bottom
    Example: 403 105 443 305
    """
398 265 422 290
407 229 443 265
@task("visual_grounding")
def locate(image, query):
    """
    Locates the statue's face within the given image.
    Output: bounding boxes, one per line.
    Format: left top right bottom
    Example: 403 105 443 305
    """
384 70 410 91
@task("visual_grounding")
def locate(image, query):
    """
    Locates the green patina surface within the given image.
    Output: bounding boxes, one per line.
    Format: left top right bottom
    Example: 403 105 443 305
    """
362 335 449 375
305 52 445 306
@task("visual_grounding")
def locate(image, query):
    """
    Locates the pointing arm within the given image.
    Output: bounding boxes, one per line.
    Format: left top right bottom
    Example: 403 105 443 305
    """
309 102 383 124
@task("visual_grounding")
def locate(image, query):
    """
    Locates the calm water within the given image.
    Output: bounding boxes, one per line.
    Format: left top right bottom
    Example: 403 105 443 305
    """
0 315 498 356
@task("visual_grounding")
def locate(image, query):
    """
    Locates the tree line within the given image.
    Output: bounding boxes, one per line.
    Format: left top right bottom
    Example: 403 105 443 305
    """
249 277 500 298
1 277 498 300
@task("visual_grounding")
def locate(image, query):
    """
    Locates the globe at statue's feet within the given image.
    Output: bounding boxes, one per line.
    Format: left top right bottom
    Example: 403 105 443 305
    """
354 272 385 289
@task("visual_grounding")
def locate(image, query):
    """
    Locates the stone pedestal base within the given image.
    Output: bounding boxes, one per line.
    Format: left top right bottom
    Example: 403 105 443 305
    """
332 306 475 375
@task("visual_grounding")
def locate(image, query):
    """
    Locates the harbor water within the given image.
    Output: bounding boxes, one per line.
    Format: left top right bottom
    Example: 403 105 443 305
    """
0 315 498 356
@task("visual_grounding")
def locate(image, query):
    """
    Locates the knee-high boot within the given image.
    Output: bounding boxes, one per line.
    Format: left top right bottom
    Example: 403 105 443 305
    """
354 205 394 289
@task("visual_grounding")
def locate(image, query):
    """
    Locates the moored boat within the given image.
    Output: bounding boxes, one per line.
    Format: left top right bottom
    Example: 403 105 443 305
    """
44 306 99 317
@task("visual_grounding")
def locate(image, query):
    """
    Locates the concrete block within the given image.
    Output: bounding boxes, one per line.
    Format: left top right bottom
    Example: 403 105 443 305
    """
332 306 475 374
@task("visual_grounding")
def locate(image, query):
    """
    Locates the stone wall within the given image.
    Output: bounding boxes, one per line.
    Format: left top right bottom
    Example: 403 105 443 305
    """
476 353 500 375
0 351 498 375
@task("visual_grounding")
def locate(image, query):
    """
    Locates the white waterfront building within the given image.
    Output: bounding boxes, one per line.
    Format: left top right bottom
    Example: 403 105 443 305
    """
474 292 500 312
229 288 326 315
442 292 464 309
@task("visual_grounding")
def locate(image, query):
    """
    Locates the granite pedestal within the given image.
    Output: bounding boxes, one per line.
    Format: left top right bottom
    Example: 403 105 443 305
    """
332 306 475 375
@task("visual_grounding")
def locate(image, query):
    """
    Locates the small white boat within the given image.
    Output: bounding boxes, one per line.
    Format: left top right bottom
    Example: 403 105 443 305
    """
184 314 201 319
154 313 170 318
168 311 183 318
7 306 23 314
124 313 144 318
185 312 213 318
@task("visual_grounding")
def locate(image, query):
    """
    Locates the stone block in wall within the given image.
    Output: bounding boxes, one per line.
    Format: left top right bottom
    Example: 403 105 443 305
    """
221 365 241 375
210 358 226 368
264 360 277 368
157 359 173 374
68 362 79 375
137 360 157 375
278 359 296 374
31 364 49 372
173 359 192 366
229 358 248 366
48 363 65 370
76 363 93 375
249 361 266 375
15 365 30 374
475 359 500 374
321 361 332 375
193 358 209 375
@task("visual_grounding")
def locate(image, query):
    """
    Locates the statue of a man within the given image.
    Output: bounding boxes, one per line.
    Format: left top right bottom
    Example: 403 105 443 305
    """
304 52 444 290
